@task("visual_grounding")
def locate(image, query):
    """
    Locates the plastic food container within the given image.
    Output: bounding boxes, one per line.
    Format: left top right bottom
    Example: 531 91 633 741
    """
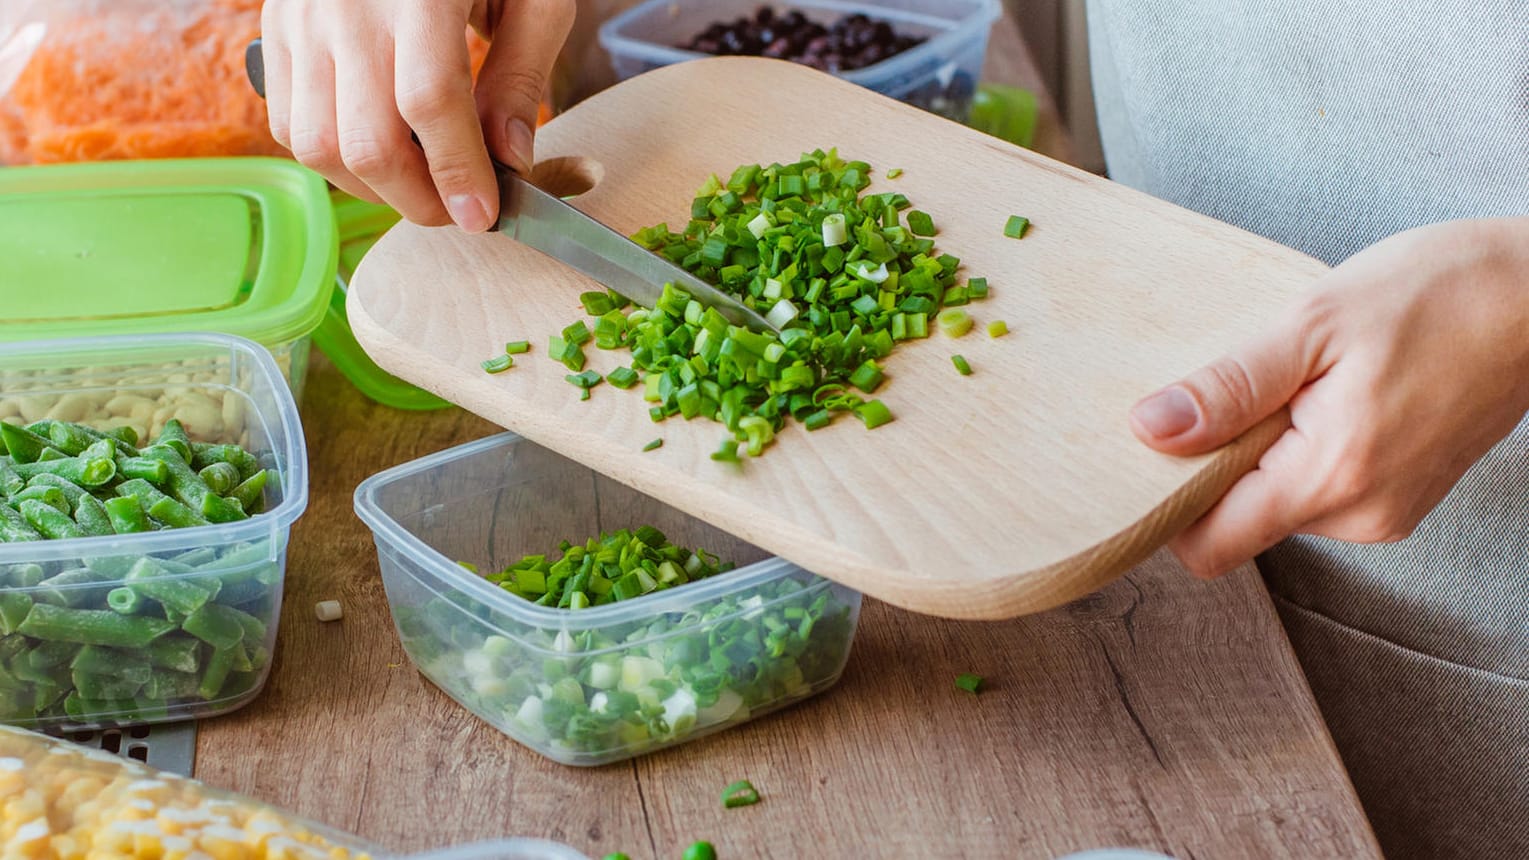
0 333 307 730
0 157 337 400
0 723 590 859
354 433 862 766
599 0 1000 121
312 192 452 411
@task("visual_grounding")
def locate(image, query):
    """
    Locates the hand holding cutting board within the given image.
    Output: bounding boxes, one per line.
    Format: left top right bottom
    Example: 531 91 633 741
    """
1131 216 1529 578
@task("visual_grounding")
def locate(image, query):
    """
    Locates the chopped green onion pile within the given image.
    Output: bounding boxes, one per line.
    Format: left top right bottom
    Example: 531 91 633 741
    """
529 148 988 458
955 672 984 694
474 526 733 609
721 778 761 808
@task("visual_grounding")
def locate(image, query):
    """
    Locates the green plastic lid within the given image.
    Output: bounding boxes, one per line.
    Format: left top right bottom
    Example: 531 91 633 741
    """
313 192 451 411
0 157 336 348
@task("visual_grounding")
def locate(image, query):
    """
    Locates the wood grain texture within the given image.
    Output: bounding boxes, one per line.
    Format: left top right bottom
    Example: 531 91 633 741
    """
349 56 1328 620
194 352 1379 860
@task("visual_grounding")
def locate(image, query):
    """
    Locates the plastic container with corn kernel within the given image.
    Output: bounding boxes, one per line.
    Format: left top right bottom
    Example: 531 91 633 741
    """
0 723 591 859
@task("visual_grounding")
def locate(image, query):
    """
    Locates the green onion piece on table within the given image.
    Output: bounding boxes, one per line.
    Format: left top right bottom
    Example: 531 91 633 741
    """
642 438 663 452
987 320 1008 338
937 308 973 338
481 355 514 373
505 340 531 354
886 167 903 179
855 399 894 429
721 778 761 809
1004 215 1031 239
952 354 973 376
955 672 984 694
683 842 718 860
907 209 936 236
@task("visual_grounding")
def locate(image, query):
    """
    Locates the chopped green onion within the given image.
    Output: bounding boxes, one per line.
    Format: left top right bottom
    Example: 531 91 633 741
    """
1004 215 1030 239
683 842 718 860
821 212 847 247
504 340 531 354
856 399 893 429
710 438 741 462
886 167 903 179
580 291 615 315
566 370 603 389
936 308 973 338
607 366 640 389
848 359 884 393
721 778 761 809
481 355 513 374
955 672 984 694
952 354 972 376
907 210 936 236
987 320 1008 338
642 438 663 452
967 277 989 299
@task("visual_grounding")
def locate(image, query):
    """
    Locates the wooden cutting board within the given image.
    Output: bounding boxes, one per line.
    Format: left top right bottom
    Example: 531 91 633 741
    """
349 57 1326 620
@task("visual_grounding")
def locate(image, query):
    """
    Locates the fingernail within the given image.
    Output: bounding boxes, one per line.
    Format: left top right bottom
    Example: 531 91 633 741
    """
446 193 491 233
1131 386 1199 438
507 118 534 173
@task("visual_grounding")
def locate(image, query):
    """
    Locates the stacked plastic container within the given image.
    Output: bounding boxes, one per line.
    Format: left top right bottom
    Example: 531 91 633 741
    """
599 0 1002 121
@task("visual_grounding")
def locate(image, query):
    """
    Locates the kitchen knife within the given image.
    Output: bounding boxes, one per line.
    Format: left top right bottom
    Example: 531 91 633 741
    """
243 37 776 332
491 164 777 332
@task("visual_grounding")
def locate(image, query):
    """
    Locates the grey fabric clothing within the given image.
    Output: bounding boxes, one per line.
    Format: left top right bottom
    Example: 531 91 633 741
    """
1084 2 1529 857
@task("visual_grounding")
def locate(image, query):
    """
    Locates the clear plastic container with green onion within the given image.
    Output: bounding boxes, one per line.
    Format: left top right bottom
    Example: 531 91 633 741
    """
0 333 308 730
354 433 862 766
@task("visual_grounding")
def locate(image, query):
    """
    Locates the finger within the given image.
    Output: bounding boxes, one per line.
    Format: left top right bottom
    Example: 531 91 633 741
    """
259 7 293 150
1130 314 1323 457
475 0 576 175
333 42 450 223
394 13 497 232
1168 422 1318 578
287 51 375 202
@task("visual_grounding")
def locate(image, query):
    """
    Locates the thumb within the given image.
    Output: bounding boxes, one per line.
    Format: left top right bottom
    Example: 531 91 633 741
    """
1130 323 1316 456
474 0 575 177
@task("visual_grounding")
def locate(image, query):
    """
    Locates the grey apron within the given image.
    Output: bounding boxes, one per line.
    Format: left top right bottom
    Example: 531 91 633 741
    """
1084 2 1529 856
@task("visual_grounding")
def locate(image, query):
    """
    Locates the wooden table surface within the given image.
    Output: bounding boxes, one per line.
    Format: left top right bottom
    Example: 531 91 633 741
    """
195 352 1380 860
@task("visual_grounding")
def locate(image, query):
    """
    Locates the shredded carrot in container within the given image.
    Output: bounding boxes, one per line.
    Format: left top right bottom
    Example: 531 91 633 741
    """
0 0 544 165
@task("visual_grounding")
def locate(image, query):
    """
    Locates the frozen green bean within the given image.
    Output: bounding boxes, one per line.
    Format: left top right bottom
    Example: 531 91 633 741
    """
103 495 152 534
191 442 262 480
142 445 246 523
0 422 51 463
0 463 24 496
12 485 69 514
228 470 269 514
146 636 202 673
19 498 85 539
25 473 87 508
17 604 177 648
46 422 95 456
198 461 241 496
106 587 147 615
127 557 219 616
113 455 170 484
11 456 116 488
155 419 193 464
181 603 246 650
72 495 113 537
0 505 42 543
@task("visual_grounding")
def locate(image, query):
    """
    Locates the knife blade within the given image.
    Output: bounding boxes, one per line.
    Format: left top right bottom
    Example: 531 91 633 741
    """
492 165 778 333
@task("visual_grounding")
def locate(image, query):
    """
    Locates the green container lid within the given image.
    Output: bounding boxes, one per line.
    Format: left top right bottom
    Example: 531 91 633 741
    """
0 157 336 349
316 192 451 411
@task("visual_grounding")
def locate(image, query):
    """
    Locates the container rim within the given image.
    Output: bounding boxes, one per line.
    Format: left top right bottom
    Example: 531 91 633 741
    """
596 0 1001 86
0 332 309 564
353 431 811 630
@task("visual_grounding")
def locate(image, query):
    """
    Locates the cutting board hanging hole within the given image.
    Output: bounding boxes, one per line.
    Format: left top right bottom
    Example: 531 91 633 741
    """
530 156 604 200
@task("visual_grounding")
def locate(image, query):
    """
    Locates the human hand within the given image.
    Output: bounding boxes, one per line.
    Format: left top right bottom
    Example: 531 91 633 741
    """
259 0 574 231
1129 217 1529 577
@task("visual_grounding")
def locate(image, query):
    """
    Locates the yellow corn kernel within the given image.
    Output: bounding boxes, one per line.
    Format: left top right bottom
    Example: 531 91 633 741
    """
133 830 166 859
5 817 51 858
